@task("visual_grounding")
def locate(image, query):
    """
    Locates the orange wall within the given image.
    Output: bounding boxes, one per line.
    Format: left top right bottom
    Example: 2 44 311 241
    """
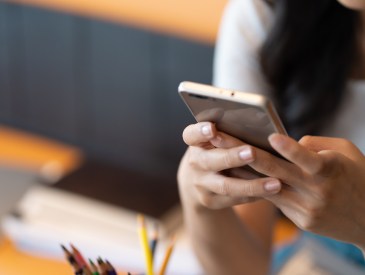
8 0 228 44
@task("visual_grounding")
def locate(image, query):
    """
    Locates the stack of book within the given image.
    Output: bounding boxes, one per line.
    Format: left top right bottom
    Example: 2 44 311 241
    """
2 160 204 274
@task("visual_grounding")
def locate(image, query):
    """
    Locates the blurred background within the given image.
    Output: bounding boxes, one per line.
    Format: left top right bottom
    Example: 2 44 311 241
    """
0 0 227 274
0 0 226 182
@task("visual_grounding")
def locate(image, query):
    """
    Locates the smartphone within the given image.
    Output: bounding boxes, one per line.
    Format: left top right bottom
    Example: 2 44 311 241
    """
178 81 287 154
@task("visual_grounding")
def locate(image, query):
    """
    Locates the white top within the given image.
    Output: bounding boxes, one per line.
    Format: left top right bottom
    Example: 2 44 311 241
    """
213 0 365 153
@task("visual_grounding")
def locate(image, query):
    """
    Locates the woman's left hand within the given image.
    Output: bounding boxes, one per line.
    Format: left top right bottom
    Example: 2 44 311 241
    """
251 134 365 250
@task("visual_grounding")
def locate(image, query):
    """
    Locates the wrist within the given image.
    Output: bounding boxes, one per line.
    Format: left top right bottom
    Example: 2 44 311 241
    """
178 178 207 212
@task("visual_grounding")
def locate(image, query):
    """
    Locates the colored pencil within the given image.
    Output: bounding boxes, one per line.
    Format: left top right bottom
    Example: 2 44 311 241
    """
61 244 73 259
89 259 100 275
105 260 118 275
137 214 153 275
67 254 84 275
71 244 89 268
150 223 159 262
97 257 109 275
158 236 176 275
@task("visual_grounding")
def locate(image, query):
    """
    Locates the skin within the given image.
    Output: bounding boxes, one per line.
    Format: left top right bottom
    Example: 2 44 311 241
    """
178 123 277 275
179 123 365 274
337 0 365 10
178 1 365 274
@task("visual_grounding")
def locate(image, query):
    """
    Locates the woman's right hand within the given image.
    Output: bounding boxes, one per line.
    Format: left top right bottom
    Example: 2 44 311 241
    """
177 122 282 210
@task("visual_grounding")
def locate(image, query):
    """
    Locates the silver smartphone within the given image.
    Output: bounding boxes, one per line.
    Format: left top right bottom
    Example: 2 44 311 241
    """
178 81 287 154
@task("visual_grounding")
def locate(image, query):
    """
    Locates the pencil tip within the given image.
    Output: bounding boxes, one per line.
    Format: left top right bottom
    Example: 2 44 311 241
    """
137 214 145 226
60 244 70 253
97 257 104 264
67 255 77 264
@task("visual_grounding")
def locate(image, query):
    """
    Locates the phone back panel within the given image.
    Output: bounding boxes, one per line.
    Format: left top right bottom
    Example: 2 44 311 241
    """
179 82 287 154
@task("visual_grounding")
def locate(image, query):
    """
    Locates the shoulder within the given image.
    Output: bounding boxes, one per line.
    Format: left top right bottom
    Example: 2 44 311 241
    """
213 0 274 93
219 0 273 46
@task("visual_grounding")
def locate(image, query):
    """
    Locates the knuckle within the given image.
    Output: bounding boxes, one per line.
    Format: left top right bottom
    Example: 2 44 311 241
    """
311 157 326 175
200 194 213 208
239 181 256 197
300 217 318 232
186 149 201 170
218 178 231 196
319 152 342 177
197 151 210 170
315 184 332 202
199 193 218 209
190 149 213 171
298 217 315 231
300 204 324 231
298 135 314 146
222 150 235 170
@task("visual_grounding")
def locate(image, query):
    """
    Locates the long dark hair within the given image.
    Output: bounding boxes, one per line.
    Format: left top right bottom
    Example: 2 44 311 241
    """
260 0 360 138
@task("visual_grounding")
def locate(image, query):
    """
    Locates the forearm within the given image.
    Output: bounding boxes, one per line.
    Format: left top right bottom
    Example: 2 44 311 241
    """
180 190 272 275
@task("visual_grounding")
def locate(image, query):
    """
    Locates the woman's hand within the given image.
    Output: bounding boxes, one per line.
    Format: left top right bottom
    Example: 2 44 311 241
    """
261 134 365 250
178 122 279 275
177 122 282 210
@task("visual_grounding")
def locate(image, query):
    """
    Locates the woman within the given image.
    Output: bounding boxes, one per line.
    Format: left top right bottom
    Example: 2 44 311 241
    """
178 0 365 274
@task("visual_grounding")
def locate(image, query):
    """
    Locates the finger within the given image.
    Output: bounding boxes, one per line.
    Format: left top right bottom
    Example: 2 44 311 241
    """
299 135 341 152
300 135 364 162
266 186 321 231
196 188 259 209
182 122 217 146
195 107 224 121
226 167 260 180
197 142 304 185
210 131 247 149
198 173 282 198
268 133 324 175
195 145 256 171
245 145 305 185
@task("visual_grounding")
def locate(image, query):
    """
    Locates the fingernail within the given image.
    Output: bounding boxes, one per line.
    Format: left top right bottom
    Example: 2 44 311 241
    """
201 124 212 137
239 146 253 162
264 180 281 193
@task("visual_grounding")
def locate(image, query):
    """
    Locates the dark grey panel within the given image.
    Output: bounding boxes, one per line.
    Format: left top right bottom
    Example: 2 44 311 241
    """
0 3 11 122
88 21 159 174
1 5 214 181
72 17 94 148
22 8 77 141
164 37 214 163
2 4 28 126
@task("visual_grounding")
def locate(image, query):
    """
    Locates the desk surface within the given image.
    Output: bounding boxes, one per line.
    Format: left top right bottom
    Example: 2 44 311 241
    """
0 126 83 274
0 126 298 274
7 0 228 44
0 126 82 175
0 221 297 275
0 239 70 275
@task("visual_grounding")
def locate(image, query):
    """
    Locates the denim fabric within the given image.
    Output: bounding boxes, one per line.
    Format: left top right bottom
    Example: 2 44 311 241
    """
271 231 365 274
